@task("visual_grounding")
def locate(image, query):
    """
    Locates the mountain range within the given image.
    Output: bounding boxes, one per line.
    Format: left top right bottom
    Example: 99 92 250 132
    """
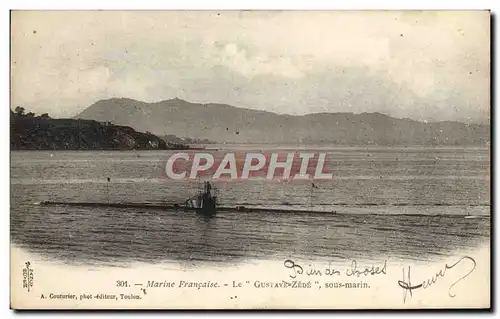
75 98 490 146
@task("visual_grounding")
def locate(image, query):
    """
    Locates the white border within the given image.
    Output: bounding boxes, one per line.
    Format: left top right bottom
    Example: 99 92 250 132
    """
2 1 497 318
3 1 498 10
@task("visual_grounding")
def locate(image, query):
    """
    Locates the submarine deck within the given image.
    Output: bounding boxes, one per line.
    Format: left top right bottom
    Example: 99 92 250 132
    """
39 201 336 214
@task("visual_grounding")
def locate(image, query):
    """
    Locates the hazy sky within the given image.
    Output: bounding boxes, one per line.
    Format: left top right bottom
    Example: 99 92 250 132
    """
11 11 490 122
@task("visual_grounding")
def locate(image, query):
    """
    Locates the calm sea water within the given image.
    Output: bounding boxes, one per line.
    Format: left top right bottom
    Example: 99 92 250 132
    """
10 146 490 266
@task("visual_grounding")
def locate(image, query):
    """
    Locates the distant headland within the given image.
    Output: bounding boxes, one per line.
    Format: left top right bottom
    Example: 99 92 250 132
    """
10 107 192 150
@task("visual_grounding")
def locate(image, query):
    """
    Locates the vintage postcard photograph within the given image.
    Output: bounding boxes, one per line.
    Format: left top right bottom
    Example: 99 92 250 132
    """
10 10 490 309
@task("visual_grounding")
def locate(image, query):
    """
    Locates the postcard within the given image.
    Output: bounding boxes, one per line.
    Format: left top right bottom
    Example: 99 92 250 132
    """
10 10 490 309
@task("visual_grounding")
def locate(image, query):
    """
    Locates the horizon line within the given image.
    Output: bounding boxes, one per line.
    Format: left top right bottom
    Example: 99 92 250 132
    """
11 96 490 126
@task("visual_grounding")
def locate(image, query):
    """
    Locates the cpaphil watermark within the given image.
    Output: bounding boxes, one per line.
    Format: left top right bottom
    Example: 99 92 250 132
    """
165 152 333 181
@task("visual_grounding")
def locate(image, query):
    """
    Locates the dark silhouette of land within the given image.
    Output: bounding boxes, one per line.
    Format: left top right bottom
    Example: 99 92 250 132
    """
10 107 187 150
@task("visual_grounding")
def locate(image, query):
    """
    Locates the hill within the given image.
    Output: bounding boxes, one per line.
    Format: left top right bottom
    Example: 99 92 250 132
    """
10 109 183 150
75 98 490 146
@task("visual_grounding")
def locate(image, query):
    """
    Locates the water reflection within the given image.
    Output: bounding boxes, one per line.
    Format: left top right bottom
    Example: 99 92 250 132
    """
10 149 490 266
10 203 490 267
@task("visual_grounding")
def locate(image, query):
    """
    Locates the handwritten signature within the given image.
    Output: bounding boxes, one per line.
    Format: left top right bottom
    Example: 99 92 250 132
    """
284 259 387 279
397 256 476 303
